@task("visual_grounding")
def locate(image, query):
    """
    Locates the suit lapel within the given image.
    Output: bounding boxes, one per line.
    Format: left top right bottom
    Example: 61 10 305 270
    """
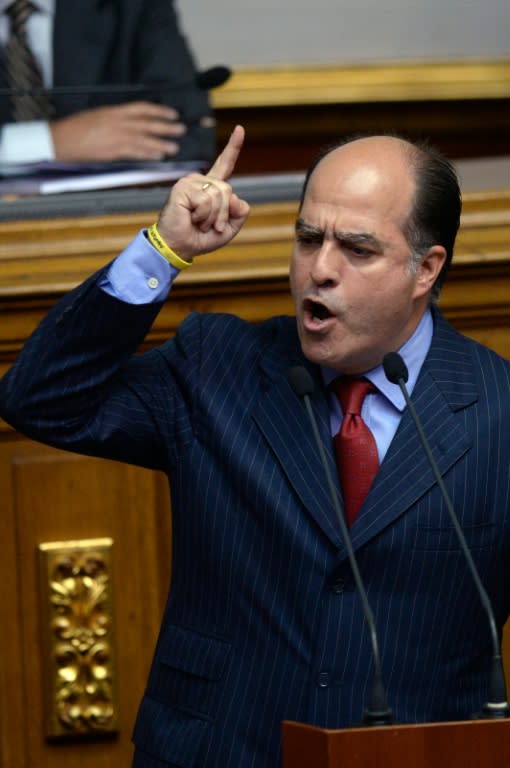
251 312 479 556
349 311 478 552
252 319 345 549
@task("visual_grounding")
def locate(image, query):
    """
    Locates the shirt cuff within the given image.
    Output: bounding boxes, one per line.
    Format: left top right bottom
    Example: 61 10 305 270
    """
0 122 54 164
100 230 180 304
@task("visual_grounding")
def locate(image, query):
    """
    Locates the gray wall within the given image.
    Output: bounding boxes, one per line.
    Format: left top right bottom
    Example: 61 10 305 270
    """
176 0 510 70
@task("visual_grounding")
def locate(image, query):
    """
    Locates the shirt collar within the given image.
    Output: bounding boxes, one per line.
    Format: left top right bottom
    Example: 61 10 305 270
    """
321 308 434 413
0 0 54 12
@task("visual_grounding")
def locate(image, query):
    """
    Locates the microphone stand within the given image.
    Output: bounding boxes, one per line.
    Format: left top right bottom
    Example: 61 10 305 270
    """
289 366 393 726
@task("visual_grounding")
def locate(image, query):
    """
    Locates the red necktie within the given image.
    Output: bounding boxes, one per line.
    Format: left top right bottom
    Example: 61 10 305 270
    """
333 378 379 526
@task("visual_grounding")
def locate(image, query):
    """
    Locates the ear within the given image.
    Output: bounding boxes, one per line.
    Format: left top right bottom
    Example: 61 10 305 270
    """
413 245 447 298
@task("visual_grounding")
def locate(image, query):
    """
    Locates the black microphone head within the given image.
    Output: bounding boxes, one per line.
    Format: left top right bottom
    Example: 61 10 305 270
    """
288 366 315 397
383 352 409 384
196 66 231 90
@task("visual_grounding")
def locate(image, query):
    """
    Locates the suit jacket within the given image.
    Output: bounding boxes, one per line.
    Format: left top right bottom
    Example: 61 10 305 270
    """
0 0 215 162
1 270 510 768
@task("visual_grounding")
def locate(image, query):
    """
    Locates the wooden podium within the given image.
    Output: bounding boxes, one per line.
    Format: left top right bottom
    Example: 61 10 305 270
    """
282 717 510 768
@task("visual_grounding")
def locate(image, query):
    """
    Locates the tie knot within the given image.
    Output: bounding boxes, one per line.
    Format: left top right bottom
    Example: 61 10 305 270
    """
6 0 36 29
334 377 375 416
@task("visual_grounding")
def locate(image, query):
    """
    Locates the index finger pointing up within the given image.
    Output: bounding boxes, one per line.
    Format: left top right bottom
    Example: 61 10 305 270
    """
207 124 245 182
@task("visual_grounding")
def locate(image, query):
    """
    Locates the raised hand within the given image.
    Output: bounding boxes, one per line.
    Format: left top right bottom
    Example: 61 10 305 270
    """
156 124 250 261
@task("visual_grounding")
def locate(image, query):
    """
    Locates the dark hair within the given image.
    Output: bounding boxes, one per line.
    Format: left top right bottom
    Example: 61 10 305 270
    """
299 133 462 301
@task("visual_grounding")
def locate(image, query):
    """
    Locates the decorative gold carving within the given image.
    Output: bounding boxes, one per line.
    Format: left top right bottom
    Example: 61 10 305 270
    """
38 538 118 738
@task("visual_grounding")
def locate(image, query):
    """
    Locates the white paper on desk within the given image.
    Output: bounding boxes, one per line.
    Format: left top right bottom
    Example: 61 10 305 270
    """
0 160 203 195
0 159 203 176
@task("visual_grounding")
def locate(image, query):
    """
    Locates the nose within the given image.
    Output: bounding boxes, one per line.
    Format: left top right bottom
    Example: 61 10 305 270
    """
309 240 339 287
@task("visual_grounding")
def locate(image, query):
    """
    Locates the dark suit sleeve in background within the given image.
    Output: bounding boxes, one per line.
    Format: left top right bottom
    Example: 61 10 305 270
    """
129 0 216 163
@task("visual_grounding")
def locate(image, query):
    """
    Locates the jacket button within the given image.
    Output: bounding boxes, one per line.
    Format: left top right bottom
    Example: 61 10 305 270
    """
317 671 330 688
330 577 345 594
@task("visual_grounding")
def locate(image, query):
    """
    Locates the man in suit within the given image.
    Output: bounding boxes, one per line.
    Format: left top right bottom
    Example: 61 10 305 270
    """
1 126 509 767
0 0 215 164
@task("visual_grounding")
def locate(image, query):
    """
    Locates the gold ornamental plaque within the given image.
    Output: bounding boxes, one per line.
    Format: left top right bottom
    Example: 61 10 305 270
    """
38 538 118 739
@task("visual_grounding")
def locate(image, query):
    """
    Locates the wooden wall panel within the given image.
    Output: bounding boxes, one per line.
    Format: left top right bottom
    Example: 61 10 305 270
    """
0 438 27 768
0 442 170 768
212 62 510 174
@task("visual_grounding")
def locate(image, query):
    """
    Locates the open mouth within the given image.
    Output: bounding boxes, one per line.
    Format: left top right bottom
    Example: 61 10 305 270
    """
304 298 333 323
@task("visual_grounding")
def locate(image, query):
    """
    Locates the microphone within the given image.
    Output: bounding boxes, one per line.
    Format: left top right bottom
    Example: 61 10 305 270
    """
0 66 232 98
195 66 231 90
382 351 510 719
288 365 393 727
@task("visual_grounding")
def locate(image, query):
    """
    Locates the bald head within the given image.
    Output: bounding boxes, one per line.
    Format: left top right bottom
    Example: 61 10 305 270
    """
304 136 417 235
302 135 417 202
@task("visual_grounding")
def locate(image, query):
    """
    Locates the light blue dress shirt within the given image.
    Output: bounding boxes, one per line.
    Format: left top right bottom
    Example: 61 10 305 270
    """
101 229 433 461
101 230 177 304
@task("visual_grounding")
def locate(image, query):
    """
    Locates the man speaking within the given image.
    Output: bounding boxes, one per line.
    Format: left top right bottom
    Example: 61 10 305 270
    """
1 125 509 767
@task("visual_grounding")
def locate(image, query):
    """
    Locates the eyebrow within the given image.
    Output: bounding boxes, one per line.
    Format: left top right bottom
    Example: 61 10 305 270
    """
295 217 384 250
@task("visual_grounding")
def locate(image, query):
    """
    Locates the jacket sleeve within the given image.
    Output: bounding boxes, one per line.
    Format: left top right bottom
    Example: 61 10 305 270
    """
133 0 216 164
0 267 179 471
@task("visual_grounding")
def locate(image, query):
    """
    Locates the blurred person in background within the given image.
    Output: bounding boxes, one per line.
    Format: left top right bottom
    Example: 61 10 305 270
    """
0 0 216 165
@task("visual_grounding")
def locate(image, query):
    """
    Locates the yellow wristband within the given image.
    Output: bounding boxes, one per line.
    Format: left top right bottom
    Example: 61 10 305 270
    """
147 223 193 270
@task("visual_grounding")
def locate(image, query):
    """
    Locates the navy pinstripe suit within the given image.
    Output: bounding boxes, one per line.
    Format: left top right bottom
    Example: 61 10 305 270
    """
1 269 510 768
